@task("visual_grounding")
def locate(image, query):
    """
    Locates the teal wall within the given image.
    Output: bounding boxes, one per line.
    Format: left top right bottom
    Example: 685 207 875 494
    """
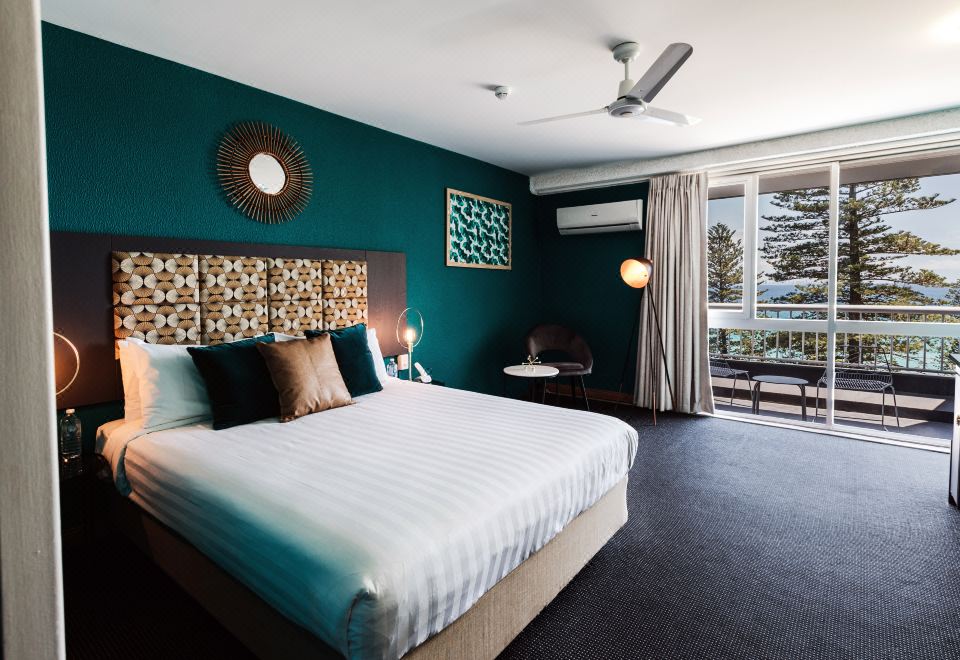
42 22 540 417
42 23 651 440
535 183 649 392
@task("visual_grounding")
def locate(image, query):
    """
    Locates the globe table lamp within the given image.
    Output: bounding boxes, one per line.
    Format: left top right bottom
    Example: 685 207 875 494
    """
395 307 424 381
53 331 83 477
617 258 676 423
53 331 80 396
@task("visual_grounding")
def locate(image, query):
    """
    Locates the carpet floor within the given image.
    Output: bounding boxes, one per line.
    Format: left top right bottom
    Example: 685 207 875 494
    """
64 410 960 659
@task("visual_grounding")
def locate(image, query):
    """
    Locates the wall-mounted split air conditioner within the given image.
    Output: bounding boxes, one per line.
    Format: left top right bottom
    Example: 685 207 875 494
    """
556 199 643 235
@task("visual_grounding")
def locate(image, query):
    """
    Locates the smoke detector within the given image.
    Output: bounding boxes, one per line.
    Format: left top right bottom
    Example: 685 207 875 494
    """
494 85 512 100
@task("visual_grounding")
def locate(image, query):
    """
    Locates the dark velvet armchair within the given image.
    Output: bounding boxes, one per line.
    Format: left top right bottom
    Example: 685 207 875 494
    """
524 324 593 410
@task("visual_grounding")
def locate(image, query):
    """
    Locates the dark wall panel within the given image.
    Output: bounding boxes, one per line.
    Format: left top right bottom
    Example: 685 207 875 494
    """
50 232 119 407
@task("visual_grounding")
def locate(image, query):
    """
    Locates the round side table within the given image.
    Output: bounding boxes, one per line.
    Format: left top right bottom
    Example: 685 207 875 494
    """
751 374 810 421
503 365 560 403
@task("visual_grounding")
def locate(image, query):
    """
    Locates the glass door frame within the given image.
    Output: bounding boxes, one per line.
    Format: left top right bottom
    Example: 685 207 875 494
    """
707 158 960 446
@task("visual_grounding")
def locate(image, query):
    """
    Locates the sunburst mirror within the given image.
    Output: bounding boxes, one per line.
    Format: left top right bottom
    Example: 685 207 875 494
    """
217 122 313 224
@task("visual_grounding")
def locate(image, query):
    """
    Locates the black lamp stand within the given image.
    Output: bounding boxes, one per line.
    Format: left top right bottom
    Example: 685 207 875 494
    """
615 289 676 424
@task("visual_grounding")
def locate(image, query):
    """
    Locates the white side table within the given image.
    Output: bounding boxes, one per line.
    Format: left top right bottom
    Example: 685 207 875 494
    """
503 365 560 403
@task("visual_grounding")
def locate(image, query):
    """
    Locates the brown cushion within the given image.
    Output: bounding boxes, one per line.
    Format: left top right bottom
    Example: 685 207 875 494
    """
256 334 353 422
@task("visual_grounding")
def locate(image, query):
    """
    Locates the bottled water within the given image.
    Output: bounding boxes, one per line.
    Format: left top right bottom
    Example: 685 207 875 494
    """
58 409 83 479
385 357 398 378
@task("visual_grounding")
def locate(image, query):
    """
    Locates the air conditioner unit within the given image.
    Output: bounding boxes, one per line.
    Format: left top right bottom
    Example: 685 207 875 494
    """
556 199 643 235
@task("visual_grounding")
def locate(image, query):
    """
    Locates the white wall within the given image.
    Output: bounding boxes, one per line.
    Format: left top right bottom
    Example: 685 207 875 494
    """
0 0 66 657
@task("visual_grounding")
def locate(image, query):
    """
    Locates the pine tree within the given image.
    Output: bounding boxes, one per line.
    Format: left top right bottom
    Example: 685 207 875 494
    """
707 222 743 354
761 178 956 309
761 177 957 364
708 222 743 304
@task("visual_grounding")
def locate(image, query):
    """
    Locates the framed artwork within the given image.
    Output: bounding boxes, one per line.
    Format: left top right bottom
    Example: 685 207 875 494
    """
445 188 512 270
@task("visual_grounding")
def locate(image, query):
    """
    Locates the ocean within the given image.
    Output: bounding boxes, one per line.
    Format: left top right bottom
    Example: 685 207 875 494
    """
757 283 951 302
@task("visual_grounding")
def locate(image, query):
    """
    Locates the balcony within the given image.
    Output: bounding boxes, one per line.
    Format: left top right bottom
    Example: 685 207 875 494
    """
709 303 959 446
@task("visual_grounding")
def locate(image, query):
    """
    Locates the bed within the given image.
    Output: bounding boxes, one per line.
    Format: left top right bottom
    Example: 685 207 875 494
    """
98 378 638 660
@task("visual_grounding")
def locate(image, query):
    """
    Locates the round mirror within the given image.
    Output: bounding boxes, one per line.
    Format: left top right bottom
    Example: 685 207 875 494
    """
248 152 287 195
218 122 312 223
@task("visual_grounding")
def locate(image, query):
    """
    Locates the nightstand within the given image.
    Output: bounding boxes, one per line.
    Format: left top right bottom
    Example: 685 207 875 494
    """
59 453 109 547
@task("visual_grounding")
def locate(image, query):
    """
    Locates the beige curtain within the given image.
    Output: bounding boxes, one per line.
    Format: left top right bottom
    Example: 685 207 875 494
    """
634 172 714 414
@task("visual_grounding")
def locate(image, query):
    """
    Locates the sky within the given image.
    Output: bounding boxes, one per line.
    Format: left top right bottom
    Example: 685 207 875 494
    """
707 172 960 297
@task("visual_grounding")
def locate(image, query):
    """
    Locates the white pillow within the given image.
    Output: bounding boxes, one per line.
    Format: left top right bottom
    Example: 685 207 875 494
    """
117 339 143 420
271 332 304 342
126 340 212 431
367 328 389 384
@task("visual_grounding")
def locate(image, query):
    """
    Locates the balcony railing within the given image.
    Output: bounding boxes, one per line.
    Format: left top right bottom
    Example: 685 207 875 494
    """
709 303 960 374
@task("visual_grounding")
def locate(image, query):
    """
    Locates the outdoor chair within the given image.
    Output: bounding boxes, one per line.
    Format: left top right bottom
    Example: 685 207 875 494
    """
814 347 900 430
709 358 751 405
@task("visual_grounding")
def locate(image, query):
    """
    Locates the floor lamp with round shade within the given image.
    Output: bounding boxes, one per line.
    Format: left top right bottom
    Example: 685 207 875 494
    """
617 258 676 423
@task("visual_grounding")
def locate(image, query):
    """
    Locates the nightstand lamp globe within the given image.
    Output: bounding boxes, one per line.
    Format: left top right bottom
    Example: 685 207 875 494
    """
54 330 80 396
396 307 424 382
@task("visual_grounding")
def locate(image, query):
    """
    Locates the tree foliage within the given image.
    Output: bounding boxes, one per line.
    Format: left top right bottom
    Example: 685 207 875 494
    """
760 178 957 307
946 281 960 307
707 222 744 355
707 222 743 304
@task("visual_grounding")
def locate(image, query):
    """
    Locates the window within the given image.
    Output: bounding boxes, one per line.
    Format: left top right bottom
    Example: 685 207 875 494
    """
707 152 960 446
838 153 960 321
757 169 830 321
707 184 745 312
837 154 960 374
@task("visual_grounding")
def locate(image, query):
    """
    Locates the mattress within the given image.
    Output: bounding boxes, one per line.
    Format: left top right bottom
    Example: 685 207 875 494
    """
100 380 638 660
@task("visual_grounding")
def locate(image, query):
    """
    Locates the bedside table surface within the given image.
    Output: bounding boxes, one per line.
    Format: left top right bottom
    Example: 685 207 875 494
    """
503 364 560 378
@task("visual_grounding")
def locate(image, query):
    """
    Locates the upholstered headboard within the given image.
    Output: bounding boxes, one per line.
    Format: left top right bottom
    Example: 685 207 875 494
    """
51 232 405 408
112 253 367 344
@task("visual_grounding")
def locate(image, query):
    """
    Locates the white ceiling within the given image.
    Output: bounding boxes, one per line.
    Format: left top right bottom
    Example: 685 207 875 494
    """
42 0 960 176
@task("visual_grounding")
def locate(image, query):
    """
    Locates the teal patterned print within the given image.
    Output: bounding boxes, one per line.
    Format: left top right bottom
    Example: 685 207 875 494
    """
446 189 511 269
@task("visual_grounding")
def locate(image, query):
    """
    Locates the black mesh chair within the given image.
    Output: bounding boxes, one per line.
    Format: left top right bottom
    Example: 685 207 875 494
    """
709 359 751 405
525 324 593 410
814 347 900 430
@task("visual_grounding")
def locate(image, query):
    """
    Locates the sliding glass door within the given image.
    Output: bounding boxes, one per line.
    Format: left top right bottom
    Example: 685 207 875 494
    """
707 151 960 446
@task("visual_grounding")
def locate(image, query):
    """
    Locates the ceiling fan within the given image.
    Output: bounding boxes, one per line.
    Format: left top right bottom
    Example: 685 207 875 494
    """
520 42 700 127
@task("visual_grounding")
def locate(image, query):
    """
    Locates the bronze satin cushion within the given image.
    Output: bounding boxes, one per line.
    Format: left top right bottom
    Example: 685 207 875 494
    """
256 334 353 421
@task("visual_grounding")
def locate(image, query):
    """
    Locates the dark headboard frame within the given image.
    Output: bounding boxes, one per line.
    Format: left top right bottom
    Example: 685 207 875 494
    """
50 232 406 409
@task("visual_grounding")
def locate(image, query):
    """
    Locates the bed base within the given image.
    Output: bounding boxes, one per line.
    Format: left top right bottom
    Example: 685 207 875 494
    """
110 477 628 659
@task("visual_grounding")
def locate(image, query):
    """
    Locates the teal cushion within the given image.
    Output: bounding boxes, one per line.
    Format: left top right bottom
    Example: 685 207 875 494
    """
187 335 278 429
305 324 383 397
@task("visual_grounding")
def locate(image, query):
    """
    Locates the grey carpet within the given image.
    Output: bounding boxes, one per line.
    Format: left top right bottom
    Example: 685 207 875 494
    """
64 410 960 659
500 411 960 659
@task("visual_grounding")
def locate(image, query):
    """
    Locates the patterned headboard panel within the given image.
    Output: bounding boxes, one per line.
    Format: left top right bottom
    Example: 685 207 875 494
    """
112 252 368 345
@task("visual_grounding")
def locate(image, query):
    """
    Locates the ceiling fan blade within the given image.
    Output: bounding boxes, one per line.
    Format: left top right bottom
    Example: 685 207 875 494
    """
637 105 701 126
519 107 608 126
627 43 693 102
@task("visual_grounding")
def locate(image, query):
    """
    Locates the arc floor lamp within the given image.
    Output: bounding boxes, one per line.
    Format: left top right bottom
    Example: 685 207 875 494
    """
617 258 676 424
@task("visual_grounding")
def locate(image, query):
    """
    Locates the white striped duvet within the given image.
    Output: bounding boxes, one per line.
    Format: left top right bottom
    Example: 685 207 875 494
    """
103 380 638 660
